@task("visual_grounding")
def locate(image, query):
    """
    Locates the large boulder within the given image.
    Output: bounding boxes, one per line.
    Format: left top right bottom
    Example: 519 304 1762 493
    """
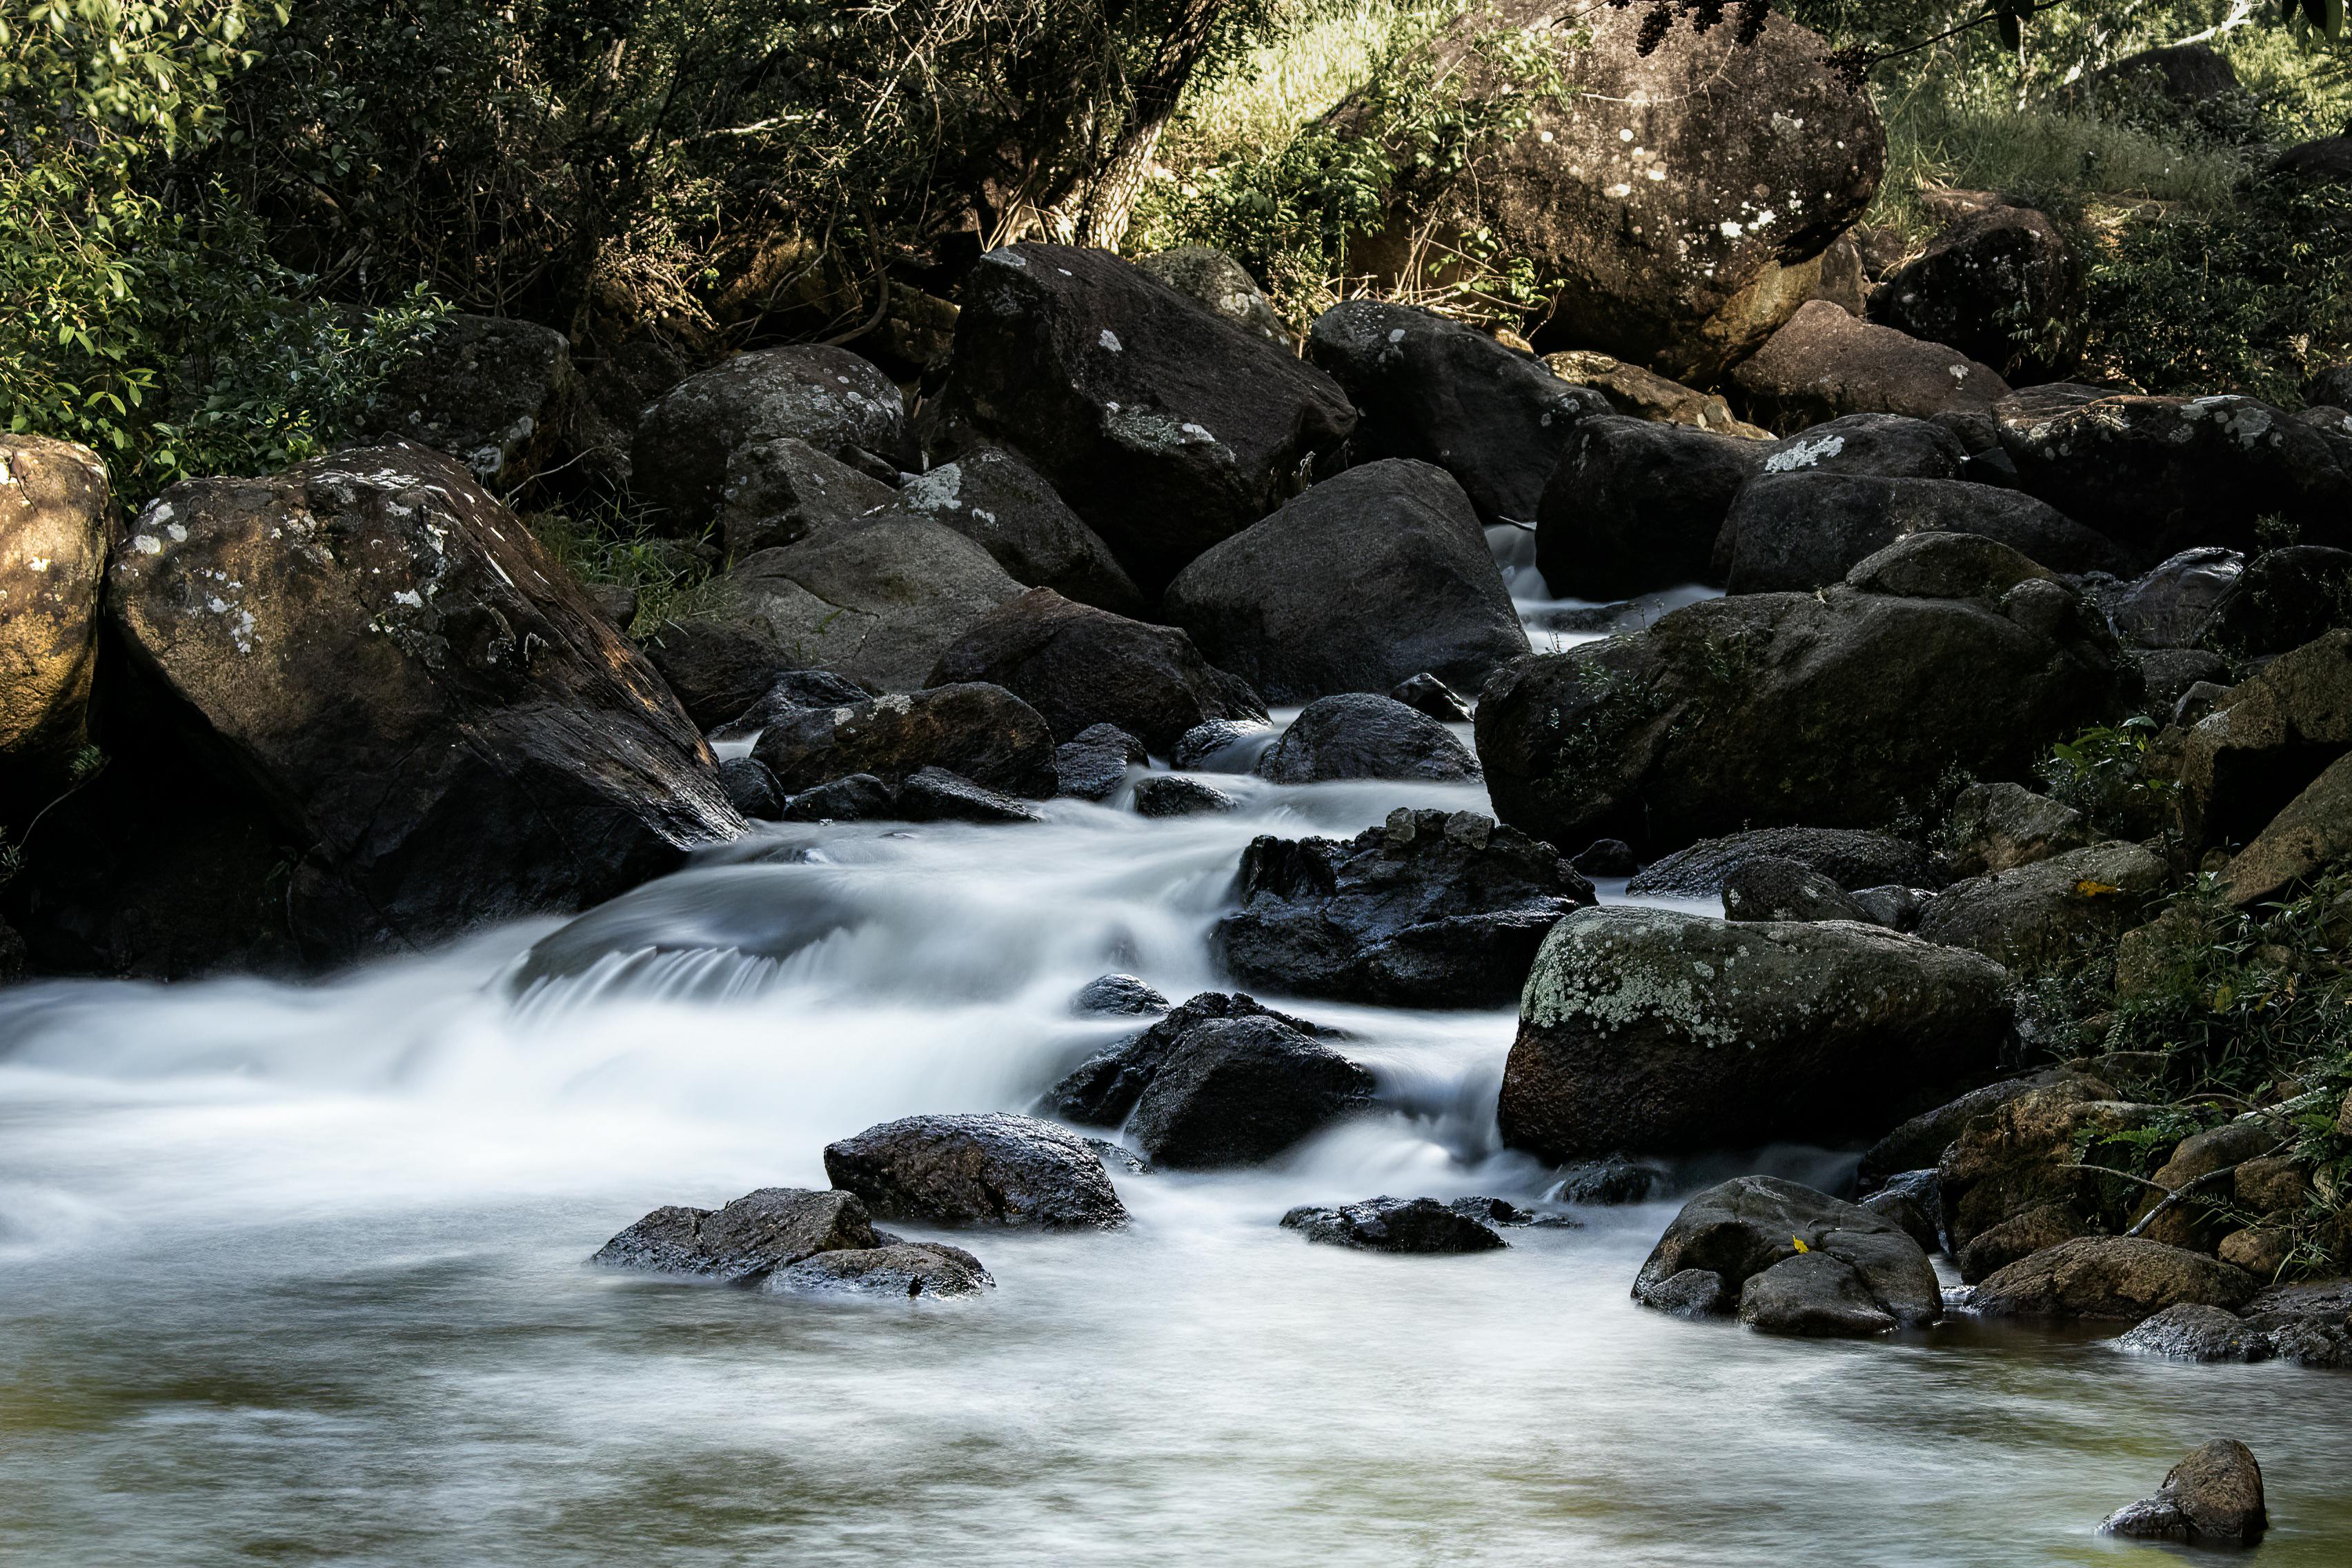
2203 545 2352 658
1628 826 1939 897
1995 387 2352 564
106 445 742 964
590 1187 878 1282
1252 693 1477 784
1939 782 2092 877
928 588 1263 755
1044 990 1335 1128
931 244 1354 593
1340 2 1884 381
2220 749 2352 906
1476 533 2131 854
822 1112 1129 1229
1758 411 1970 482
1135 246 1293 347
373 313 576 490
1499 906 2011 1161
878 447 1143 615
1125 1015 1376 1169
632 345 913 529
713 437 897 562
1162 459 1528 702
1533 417 1765 599
0 435 109 807
751 682 1057 797
1719 473 2122 593
1913 840 2169 971
1867 206 2077 381
1970 1235 2259 1322
1305 300 1608 526
2102 1440 2268 1549
1732 301 2010 433
1213 806 1596 1008
2165 629 2352 853
2095 547 2244 648
1632 1176 1941 1335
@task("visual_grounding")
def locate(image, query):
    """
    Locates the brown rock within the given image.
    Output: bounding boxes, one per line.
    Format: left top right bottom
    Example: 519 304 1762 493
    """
1541 351 1766 438
0 435 110 808
2218 1227 2293 1279
1732 301 2010 433
1971 1235 2259 1322
2101 1438 2266 1547
1956 1201 2088 1284
2222 750 2352 906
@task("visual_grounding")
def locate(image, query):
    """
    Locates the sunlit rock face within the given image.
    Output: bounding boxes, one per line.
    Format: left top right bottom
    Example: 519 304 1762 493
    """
1336 1 1884 381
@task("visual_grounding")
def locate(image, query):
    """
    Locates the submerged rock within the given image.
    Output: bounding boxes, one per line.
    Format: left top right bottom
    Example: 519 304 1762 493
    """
1281 1195 1510 1254
2116 1303 2275 1363
762 1241 994 1299
590 1187 879 1284
1632 1175 1941 1335
822 1112 1129 1229
2101 1439 2267 1547
1045 991 1334 1128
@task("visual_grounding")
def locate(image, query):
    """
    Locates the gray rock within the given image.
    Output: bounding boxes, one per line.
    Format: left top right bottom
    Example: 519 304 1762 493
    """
2204 545 2352 659
716 756 781 820
1054 723 1147 800
1628 828 1938 898
374 313 576 490
822 1112 1130 1229
1534 416 1766 600
1551 1156 1659 1206
1133 775 1236 817
1733 301 2010 433
763 1241 994 1298
1739 1249 1902 1336
1939 782 2093 878
1388 673 1472 723
1721 856 1870 922
715 437 898 562
1719 474 2122 593
590 1187 878 1283
1570 839 1639 879
1859 1175 1942 1256
895 766 1046 824
1070 974 1168 1017
1867 205 2079 381
880 447 1143 615
2116 1303 2274 1362
780 772 898 823
1914 840 2169 971
1126 1015 1376 1169
1044 991 1335 1128
1955 1201 2089 1284
752 682 1057 797
708 668 876 744
1137 246 1293 347
1254 693 1479 784
2095 546 2244 648
2240 1278 2352 1368
1280 1195 1510 1253
1848 884 1931 931
1634 1175 1941 1333
2101 1439 2266 1547
1171 718 1278 773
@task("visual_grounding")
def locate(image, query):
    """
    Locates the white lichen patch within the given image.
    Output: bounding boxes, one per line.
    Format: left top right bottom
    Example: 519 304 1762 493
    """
1765 434 1846 473
1098 329 1123 353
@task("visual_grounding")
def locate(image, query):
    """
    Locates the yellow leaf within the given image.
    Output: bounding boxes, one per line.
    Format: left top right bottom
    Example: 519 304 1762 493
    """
1791 1235 1809 1253
2075 880 2123 897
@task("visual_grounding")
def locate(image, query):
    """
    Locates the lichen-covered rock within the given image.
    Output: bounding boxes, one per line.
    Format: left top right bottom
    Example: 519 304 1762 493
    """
751 682 1057 797
822 1112 1129 1229
1633 1175 1940 1335
877 446 1143 616
374 313 577 490
1970 1236 2258 1322
713 437 898 562
1719 474 2122 593
1719 857 1868 923
1043 991 1334 1128
1125 1015 1375 1169
1913 840 2168 971
1867 206 2078 381
931 244 1354 593
762 1241 994 1298
1628 826 1939 898
1136 246 1292 347
1532 417 1765 600
590 1187 878 1283
106 445 742 964
1281 1195 1509 1254
1214 808 1595 1008
1732 301 2010 433
1253 693 1477 784
1499 906 2011 1161
0 435 109 805
1939 782 2093 878
1163 459 1528 704
2100 1440 2267 1547
1305 299 1607 526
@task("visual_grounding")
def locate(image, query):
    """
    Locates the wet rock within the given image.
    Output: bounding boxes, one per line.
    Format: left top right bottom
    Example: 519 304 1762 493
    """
1533 417 1764 600
107 446 742 965
1172 718 1277 773
931 244 1354 593
1914 840 2171 971
2117 1303 2275 1362
1552 1156 1659 1206
1126 1015 1376 1169
1044 991 1334 1127
1859 1171 1943 1256
1054 722 1147 801
930 587 1265 755
1478 533 2128 855
2100 1440 2266 1547
1071 973 1168 1017
374 314 575 490
1213 807 1596 1008
2240 1278 2352 1367
1281 1195 1509 1254
1086 1139 1154 1175
1867 206 2078 381
822 1112 1129 1229
764 1241 994 1298
2204 545 2352 659
1500 906 2010 1162
713 437 898 562
1543 350 1763 438
2095 546 2244 648
1939 782 2092 878
708 668 876 744
1388 673 1472 724
1305 299 1606 526
1971 1236 2258 1322
1732 301 2010 433
878 447 1143 615
1633 1175 1941 1333
1163 459 1528 703
1136 245 1292 347
1719 474 2122 593
1721 857 1870 923
2168 629 2352 857
633 346 912 530
780 772 898 823
716 756 781 820
895 766 1046 824
1955 1201 2089 1284
1629 827 1938 897
1570 839 1638 880
1133 775 1235 817
0 435 109 806
591 1187 878 1282
1253 693 1479 784
752 682 1057 797
1641 1268 1727 1318
1848 884 1931 932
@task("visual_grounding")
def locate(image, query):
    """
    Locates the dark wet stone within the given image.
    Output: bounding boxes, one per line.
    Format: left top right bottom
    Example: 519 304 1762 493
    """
1071 974 1169 1017
1280 1195 1509 1253
1133 775 1237 817
590 1187 878 1283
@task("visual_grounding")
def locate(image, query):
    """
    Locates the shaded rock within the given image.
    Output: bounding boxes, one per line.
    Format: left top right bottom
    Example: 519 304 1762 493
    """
1940 782 2093 878
1086 1139 1154 1175
2219 1227 2294 1279
1133 775 1235 817
2168 629 2352 855
1859 1170 1943 1256
1043 991 1333 1128
930 587 1264 755
1569 839 1638 880
2117 1302 2274 1362
1213 807 1596 1008
2309 361 2352 408
1915 840 2170 971
2081 43 2239 111
633 346 911 530
590 1187 878 1283
2204 545 2352 659
716 756 780 820
1841 529 2062 601
752 682 1057 797
1719 474 2122 593
2272 132 2352 183
1254 693 1478 784
1055 723 1148 801
1629 827 1938 897
2240 1278 2352 1368
2139 650 2232 717
2135 1118 2286 1251
2101 1440 2266 1548
1501 906 2010 1161
1136 245 1292 347
1172 718 1277 773
822 1112 1129 1229
880 447 1143 615
374 313 575 490
780 772 898 823
1388 672 1472 724
1758 410 1970 482
713 437 898 562
1857 1066 2085 1190
1632 1175 1940 1333
1543 350 1764 437
1306 299 1607 526
587 583 638 631
2095 546 2243 648
1163 459 1528 703
1848 884 1930 932
1281 1195 1509 1253
764 1241 994 1298
932 244 1354 593
1533 417 1763 600
1552 1156 1659 1206
1868 206 2077 381
1937 1075 2157 1257
1970 1235 2258 1322
707 668 875 744
1125 1015 1375 1169
896 766 1046 824
1720 857 1869 922
1955 1201 2089 1284
1071 973 1167 1018
0 435 109 806
1641 1268 1727 1318
1732 301 2010 433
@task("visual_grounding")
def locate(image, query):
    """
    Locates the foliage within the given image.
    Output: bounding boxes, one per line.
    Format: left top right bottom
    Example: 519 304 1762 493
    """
523 499 719 640
2037 715 2177 837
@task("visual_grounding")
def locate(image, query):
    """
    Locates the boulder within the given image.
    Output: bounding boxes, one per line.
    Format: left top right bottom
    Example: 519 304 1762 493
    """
822 1112 1129 1229
1388 672 1473 723
0 435 109 806
2101 1440 2267 1547
1043 990 1334 1128
715 755 781 820
2139 650 2231 717
2094 546 2243 648
878 447 1143 615
1542 350 1763 438
713 437 897 562
1533 417 1765 599
1859 1171 1943 1256
2080 43 2239 111
2309 361 2352 408
1955 1201 2088 1284
1305 300 1607 526
1719 856 1869 923
894 766 1047 824
1568 838 1638 879
1341 2 1884 381
1732 301 2010 433
1971 1236 2258 1322
1939 782 2092 877
1172 717 1278 773
2167 629 2352 853
1500 906 2010 1161
1913 840 2168 970
1477 533 2130 854
752 682 1057 797
1069 973 1168 1018
931 244 1354 592
1133 775 1235 817
1281 1195 1509 1254
2116 1302 2273 1362
1632 1175 1940 1334
778 773 896 825
1758 411 1970 482
106 446 742 964
373 313 576 490
1857 1066 2087 1190
590 1187 878 1282
633 345 912 529
2222 747 2352 906
2241 1278 2352 1368
2131 1115 2300 1254
1937 1075 2160 1256
1995 388 2352 563
1552 1156 1660 1206
763 1240 994 1298
1252 693 1478 784
2203 545 2352 659
929 587 1264 755
1867 206 2077 381
1162 459 1528 703
1054 722 1147 800
1628 826 1938 897
1214 807 1596 1008
707 668 875 743
1848 884 1931 931
1125 1015 1375 1169
1719 474 2122 593
1135 246 1293 347
2271 133 2352 183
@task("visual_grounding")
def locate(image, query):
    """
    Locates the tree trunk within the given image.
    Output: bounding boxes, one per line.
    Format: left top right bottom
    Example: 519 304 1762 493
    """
1071 0 1229 250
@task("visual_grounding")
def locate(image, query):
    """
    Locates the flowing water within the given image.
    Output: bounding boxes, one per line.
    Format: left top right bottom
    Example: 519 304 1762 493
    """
5 631 2351 1565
